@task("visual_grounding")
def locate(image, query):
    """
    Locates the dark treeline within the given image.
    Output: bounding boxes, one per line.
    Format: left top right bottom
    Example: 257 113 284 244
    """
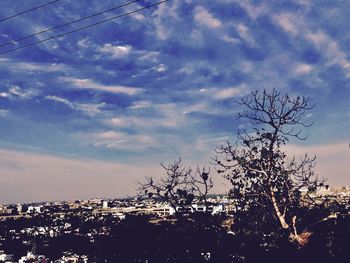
1 210 350 263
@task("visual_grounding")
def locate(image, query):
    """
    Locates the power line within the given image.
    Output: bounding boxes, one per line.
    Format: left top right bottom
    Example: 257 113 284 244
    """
0 0 61 23
0 0 169 56
0 0 143 48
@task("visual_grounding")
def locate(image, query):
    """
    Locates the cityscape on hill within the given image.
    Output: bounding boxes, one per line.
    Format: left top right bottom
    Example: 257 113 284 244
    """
0 185 349 262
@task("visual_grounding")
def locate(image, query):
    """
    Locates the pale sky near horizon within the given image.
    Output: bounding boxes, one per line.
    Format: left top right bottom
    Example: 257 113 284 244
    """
0 0 349 203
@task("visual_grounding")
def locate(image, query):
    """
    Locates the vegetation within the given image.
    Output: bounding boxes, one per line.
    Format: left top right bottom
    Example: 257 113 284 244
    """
133 89 350 262
1 212 350 262
137 158 213 211
212 89 331 245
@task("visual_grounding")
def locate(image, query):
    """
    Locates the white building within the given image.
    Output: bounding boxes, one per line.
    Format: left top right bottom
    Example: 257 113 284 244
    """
102 200 109 209
176 204 224 215
27 205 42 213
151 205 176 217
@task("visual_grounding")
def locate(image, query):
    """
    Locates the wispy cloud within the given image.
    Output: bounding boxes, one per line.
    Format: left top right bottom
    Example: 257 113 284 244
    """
153 63 167 72
45 95 105 116
107 117 154 129
0 56 69 73
99 44 132 58
60 77 143 95
294 63 313 75
128 100 153 110
273 12 350 77
273 13 300 36
85 130 159 151
306 31 350 76
199 85 249 100
106 104 184 129
238 1 266 20
152 0 179 40
1 86 39 100
194 6 222 29
235 23 256 45
0 109 9 117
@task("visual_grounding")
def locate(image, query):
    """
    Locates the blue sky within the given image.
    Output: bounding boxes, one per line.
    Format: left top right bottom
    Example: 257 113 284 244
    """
0 0 349 203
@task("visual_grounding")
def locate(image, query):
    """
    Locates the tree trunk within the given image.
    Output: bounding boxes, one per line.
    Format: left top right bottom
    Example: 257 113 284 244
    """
269 185 289 229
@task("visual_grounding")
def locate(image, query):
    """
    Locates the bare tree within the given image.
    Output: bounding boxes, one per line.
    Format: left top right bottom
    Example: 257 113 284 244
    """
137 158 213 212
213 89 328 245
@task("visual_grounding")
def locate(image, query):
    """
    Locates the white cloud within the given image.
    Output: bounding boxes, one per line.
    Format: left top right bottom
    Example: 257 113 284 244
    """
107 101 204 130
92 130 159 151
306 31 350 75
75 103 105 117
8 86 25 97
108 117 142 128
294 63 313 75
6 86 38 100
0 58 69 73
137 51 160 63
77 38 90 49
0 109 9 117
239 1 266 20
236 23 256 45
132 12 145 21
45 95 105 117
200 85 249 100
222 34 240 44
154 21 169 40
97 130 125 140
129 100 152 109
273 12 350 77
99 44 132 58
182 102 215 115
152 0 179 40
60 77 143 96
215 88 245 100
178 65 194 74
273 13 299 36
107 115 177 129
154 63 167 72
46 95 72 106
194 6 222 29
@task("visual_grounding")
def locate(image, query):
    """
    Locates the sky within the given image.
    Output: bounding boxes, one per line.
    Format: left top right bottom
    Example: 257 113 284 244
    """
0 0 349 203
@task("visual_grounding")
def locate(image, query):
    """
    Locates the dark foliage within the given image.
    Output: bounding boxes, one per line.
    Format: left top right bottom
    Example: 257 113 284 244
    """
1 211 350 263
137 158 213 211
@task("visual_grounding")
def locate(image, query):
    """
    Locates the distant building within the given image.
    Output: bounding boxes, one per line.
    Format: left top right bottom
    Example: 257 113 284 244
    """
17 203 22 213
176 204 224 215
0 206 13 215
151 205 176 217
27 205 42 213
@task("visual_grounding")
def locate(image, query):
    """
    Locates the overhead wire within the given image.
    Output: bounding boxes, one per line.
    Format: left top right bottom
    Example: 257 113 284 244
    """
0 0 61 23
0 0 169 56
0 0 143 48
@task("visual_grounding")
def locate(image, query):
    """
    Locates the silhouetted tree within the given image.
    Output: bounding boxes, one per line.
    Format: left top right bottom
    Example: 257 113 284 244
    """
137 158 213 211
213 89 329 245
